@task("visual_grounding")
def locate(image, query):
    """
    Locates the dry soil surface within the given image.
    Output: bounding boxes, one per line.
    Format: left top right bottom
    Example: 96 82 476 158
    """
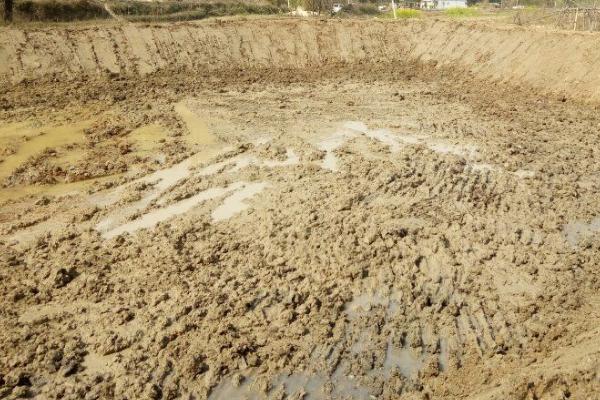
0 18 600 400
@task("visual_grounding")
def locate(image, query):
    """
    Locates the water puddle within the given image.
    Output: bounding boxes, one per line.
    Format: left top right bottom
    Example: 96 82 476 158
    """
174 101 217 145
316 132 358 171
330 369 371 399
208 376 262 400
344 291 428 379
563 217 600 246
262 149 300 167
129 124 169 159
82 352 115 375
0 116 214 204
102 184 242 238
0 173 123 204
100 180 266 237
382 339 425 379
208 289 434 400
344 291 402 320
95 145 292 237
513 169 536 179
0 120 90 182
209 371 371 400
94 149 225 231
438 338 449 372
365 129 403 152
316 121 481 172
94 158 196 233
271 373 327 399
344 292 389 318
212 182 268 222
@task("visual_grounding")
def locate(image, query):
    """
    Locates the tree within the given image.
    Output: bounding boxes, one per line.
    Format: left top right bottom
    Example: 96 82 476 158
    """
4 0 13 22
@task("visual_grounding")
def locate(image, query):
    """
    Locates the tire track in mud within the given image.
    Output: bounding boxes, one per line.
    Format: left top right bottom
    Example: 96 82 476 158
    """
2 70 600 399
117 123 553 398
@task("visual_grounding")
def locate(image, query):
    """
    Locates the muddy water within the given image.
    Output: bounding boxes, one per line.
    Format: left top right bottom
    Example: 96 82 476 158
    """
0 99 221 205
212 182 268 222
344 292 389 318
0 120 89 182
317 132 358 171
102 184 242 239
101 180 268 238
0 173 123 204
0 119 129 203
382 339 424 379
129 124 169 158
174 101 216 145
316 121 483 173
96 118 501 239
94 153 211 232
95 143 291 238
208 370 372 400
0 121 167 203
563 217 600 246
81 353 114 376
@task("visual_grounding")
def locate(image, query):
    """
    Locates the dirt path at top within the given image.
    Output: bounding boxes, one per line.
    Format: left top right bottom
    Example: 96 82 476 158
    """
1 18 600 400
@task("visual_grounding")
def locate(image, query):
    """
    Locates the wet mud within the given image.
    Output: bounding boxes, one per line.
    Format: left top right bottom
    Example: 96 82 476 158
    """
1 19 600 400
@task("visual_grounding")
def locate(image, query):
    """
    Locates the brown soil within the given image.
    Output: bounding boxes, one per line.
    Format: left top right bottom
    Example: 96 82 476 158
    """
1 17 600 400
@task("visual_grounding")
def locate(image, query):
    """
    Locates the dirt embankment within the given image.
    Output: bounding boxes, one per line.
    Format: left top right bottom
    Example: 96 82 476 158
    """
2 18 600 101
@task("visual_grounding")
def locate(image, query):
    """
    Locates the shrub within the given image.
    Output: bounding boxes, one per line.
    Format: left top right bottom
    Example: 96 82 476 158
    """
443 7 479 17
382 8 422 19
395 8 422 18
12 0 109 22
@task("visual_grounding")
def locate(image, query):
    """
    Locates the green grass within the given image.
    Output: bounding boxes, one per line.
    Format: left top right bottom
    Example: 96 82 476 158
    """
383 8 422 19
443 7 479 17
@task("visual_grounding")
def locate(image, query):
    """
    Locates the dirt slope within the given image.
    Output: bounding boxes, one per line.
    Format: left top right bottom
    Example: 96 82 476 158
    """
2 18 600 101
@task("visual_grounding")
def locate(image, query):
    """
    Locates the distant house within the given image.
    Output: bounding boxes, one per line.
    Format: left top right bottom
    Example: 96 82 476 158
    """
417 0 467 8
435 0 467 8
419 0 436 9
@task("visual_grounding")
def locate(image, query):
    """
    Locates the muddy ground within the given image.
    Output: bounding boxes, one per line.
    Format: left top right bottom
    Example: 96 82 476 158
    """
1 19 600 400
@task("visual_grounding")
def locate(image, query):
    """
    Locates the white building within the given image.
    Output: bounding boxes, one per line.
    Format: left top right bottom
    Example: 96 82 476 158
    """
420 0 436 9
436 0 467 8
